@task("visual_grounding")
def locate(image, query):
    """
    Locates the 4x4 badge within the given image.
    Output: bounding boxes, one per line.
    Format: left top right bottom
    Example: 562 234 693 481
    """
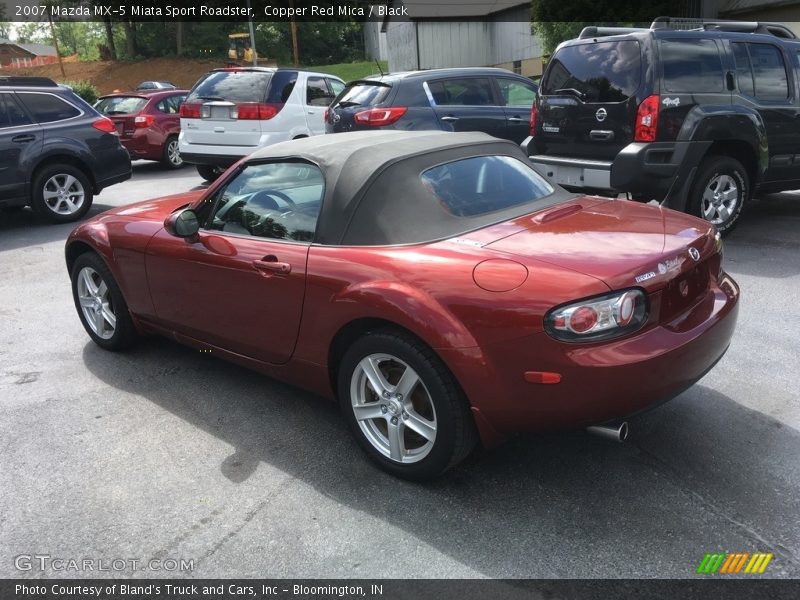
662 97 681 107
595 108 607 122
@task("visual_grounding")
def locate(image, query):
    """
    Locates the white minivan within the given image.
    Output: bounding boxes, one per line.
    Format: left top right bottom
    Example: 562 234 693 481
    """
179 67 345 181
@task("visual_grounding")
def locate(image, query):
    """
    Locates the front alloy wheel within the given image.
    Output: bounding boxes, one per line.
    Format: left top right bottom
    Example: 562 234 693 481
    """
339 331 477 480
70 252 138 351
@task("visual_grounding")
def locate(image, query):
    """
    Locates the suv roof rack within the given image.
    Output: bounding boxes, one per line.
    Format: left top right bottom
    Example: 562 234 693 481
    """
0 76 59 87
650 16 797 39
578 26 649 39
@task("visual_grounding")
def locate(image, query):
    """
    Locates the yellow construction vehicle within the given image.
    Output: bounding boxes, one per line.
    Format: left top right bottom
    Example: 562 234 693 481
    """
228 33 256 64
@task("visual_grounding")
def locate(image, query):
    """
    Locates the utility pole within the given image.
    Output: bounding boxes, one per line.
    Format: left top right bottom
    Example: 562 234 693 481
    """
246 0 257 65
290 0 299 66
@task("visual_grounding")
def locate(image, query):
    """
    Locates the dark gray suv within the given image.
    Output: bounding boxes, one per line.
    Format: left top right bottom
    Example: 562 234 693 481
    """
0 77 131 223
326 67 537 145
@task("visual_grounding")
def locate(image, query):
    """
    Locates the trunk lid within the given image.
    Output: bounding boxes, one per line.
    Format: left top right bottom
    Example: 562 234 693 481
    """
533 39 642 161
487 198 716 294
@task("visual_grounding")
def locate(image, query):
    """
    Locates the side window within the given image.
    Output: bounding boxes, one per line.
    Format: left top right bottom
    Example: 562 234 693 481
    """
748 43 789 101
205 162 324 242
0 94 33 128
661 39 724 93
732 42 755 96
497 78 536 107
327 78 345 97
155 99 168 113
17 93 80 123
427 78 495 106
306 77 333 106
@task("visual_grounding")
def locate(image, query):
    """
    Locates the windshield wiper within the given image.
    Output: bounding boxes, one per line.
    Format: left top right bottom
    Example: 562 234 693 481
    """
553 88 586 99
335 100 361 108
195 95 225 101
105 110 127 115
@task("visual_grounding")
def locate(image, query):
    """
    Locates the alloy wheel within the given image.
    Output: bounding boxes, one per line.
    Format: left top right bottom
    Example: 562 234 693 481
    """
350 353 438 464
701 174 739 225
43 174 85 215
76 266 116 340
167 139 182 167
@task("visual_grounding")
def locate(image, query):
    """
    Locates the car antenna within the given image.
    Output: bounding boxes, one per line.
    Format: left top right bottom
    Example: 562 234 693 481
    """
375 60 385 77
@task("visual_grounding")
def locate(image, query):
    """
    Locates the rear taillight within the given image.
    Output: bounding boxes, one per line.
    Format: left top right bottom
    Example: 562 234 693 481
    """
323 108 329 122
353 106 407 126
134 115 155 128
529 103 539 136
545 289 648 342
634 95 659 142
235 103 281 120
92 117 117 134
179 103 201 118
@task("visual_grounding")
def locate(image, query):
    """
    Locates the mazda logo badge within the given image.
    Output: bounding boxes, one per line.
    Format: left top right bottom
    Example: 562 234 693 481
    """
595 108 607 122
688 247 700 262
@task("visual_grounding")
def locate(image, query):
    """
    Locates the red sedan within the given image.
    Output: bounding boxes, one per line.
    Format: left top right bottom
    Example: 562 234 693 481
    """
65 131 739 480
95 89 188 169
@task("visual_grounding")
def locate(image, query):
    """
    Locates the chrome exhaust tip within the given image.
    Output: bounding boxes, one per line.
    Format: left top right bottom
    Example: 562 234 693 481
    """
586 421 629 443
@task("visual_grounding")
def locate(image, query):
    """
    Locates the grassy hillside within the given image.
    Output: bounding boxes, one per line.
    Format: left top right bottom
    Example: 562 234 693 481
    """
312 60 388 82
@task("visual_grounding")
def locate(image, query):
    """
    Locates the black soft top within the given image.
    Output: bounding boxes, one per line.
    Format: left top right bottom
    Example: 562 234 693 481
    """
245 130 569 245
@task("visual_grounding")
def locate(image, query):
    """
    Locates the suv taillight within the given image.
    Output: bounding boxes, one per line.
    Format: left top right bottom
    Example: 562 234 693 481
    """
529 103 539 136
235 103 281 120
92 117 117 134
634 95 659 142
179 103 201 118
134 115 155 128
353 106 407 126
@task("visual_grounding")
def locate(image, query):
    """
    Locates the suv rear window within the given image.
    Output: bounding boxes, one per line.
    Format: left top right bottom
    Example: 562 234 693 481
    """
95 96 147 115
187 70 272 103
542 40 641 102
661 39 724 93
421 155 554 217
334 81 391 108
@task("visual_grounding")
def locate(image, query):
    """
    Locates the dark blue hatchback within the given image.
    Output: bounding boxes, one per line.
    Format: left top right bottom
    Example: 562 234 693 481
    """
325 67 537 145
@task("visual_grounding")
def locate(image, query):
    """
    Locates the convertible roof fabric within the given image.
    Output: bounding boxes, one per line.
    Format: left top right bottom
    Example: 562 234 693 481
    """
246 130 570 245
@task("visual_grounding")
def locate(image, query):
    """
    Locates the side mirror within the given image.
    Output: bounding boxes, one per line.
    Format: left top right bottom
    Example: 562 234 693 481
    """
165 208 200 239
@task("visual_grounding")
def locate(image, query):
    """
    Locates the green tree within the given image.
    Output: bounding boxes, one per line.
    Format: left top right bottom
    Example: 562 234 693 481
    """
0 22 11 40
531 0 685 54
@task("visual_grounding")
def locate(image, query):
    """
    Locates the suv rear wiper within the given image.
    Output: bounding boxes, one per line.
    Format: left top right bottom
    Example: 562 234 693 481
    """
195 95 225 101
553 88 586 99
335 101 361 108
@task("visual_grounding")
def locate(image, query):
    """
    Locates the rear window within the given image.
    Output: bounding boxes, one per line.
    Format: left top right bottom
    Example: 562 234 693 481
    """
334 82 391 108
542 40 641 102
421 156 554 217
95 96 147 115
187 70 272 103
661 39 724 93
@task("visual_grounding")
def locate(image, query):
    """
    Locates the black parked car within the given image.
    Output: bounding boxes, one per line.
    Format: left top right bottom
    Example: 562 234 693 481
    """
524 17 800 234
0 77 131 223
326 68 537 145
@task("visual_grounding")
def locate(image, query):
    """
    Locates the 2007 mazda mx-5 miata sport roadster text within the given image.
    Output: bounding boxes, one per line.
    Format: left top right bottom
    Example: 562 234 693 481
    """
66 131 739 479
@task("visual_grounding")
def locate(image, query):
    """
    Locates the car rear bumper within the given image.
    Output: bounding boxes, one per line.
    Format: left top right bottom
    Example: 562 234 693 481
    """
178 132 293 166
94 145 132 192
442 272 740 445
179 152 244 167
524 139 712 205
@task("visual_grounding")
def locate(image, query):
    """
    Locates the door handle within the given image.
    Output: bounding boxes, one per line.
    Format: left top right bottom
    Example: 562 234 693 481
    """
12 134 35 143
308 110 316 114
440 116 459 122
252 256 291 274
507 117 526 122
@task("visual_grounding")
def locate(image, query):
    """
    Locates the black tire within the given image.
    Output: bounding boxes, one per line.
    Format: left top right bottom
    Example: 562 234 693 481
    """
70 252 138 351
196 164 224 182
31 163 93 223
687 156 749 236
162 135 183 169
338 329 478 480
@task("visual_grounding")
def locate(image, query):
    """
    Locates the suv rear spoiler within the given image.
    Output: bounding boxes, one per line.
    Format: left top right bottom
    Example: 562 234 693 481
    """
579 17 796 40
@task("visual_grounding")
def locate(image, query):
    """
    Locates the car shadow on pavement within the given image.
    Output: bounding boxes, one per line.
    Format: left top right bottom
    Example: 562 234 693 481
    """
0 204 118 254
81 336 800 578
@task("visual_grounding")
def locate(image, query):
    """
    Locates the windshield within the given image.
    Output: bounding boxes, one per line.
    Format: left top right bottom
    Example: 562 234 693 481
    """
542 40 641 102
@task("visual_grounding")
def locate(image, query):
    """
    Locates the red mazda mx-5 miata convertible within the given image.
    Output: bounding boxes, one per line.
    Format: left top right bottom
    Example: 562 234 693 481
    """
66 131 739 479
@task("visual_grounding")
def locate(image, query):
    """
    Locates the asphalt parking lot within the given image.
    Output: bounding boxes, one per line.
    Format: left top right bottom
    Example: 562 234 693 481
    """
1 162 799 579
